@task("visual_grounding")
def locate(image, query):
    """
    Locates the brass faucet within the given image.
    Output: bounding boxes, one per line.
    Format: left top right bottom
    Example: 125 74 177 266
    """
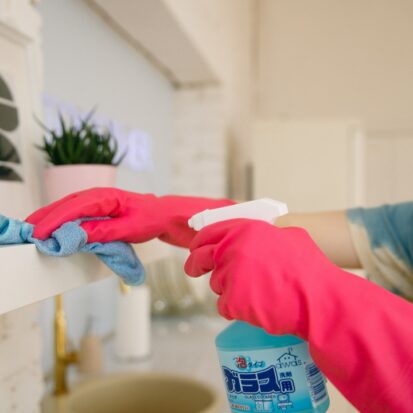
54 294 78 396
53 280 130 395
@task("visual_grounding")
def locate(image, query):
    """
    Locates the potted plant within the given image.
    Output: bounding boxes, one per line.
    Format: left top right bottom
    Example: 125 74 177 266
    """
37 111 125 203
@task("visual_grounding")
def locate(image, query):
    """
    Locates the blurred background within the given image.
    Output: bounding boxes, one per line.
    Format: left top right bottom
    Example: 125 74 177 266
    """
1 0 413 412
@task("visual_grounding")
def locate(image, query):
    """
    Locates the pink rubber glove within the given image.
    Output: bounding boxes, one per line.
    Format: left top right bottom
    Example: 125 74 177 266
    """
26 187 234 247
185 219 413 413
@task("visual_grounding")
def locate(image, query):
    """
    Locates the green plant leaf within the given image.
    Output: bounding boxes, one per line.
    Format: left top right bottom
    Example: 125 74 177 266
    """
58 113 67 136
34 107 123 165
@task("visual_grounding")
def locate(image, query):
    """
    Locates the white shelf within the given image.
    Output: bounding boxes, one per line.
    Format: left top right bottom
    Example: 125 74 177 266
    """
0 239 173 315
0 244 112 315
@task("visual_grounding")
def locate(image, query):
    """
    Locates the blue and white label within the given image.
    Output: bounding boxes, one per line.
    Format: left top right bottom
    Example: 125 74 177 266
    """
217 343 329 412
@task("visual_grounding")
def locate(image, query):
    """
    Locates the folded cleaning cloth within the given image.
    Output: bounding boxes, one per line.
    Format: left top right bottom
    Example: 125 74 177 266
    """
0 215 144 286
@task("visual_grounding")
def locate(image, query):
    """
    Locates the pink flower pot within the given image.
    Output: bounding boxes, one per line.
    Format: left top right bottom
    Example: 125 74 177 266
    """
43 164 117 203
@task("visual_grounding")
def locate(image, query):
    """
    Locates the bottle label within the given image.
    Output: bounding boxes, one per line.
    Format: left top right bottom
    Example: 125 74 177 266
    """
217 342 329 412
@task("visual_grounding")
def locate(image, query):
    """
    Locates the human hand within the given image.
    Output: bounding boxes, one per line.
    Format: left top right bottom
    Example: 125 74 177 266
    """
184 219 339 337
26 187 234 247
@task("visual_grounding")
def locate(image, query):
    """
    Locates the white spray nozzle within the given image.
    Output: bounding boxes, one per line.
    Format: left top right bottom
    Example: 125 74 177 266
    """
188 198 288 231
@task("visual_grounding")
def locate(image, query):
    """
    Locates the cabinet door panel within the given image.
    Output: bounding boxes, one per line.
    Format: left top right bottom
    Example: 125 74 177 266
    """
252 118 365 211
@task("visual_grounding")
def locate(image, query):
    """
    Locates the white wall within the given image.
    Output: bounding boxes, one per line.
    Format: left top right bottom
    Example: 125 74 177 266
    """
0 306 43 413
258 0 413 131
40 0 174 195
258 0 413 206
172 86 227 198
38 0 174 374
163 0 254 198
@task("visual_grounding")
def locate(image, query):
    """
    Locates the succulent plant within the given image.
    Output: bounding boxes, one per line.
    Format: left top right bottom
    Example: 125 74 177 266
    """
36 110 125 166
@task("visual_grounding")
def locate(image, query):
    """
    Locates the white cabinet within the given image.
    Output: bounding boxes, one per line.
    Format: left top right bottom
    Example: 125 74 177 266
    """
252 118 365 212
366 131 413 206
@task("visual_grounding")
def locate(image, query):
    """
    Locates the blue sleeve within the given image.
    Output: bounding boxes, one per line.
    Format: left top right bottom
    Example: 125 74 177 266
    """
347 202 413 298
348 202 413 270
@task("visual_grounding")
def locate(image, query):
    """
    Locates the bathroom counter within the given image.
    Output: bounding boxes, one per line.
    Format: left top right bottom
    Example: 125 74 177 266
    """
58 315 232 413
105 315 230 412
107 315 229 388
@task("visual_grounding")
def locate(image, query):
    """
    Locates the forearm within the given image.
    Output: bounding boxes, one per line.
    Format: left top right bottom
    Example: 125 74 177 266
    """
276 211 361 268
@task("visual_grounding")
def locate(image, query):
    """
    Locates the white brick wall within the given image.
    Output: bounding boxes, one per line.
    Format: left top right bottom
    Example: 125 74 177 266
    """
172 86 228 197
0 305 43 413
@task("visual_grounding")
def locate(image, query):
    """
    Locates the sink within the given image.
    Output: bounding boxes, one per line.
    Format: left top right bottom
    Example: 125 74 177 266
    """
42 372 222 413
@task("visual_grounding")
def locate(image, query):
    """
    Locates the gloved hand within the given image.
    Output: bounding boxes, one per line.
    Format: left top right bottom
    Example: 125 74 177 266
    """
26 187 234 247
185 219 413 413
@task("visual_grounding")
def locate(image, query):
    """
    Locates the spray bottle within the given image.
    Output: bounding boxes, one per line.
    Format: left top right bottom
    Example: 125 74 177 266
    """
189 199 330 413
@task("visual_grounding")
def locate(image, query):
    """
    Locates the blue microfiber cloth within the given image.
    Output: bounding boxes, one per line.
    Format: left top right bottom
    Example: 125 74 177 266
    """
0 215 145 286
